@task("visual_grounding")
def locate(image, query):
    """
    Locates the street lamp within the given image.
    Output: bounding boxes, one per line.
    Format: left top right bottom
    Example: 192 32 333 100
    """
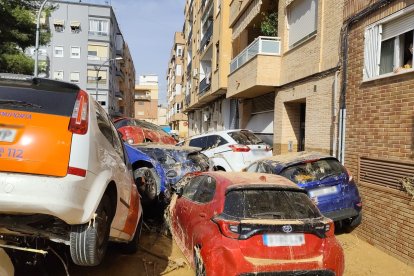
94 57 123 101
34 0 49 77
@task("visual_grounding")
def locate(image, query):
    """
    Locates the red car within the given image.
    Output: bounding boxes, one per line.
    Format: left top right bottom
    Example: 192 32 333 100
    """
114 117 176 145
168 172 344 276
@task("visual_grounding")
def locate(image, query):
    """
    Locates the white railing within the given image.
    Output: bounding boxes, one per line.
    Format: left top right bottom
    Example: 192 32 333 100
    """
230 36 281 73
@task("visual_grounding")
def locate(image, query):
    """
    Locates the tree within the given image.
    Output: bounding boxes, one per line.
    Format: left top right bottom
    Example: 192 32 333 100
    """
0 0 50 74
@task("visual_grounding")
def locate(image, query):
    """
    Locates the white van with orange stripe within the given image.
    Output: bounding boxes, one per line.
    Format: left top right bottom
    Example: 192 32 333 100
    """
0 75 142 266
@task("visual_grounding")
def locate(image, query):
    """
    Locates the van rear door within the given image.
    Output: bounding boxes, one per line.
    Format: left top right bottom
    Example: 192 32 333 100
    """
0 79 80 177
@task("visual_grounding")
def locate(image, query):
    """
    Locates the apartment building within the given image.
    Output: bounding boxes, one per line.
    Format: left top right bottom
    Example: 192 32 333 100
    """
134 75 159 124
182 0 233 136
228 0 344 152
342 0 414 264
166 32 188 139
117 43 135 117
30 0 135 116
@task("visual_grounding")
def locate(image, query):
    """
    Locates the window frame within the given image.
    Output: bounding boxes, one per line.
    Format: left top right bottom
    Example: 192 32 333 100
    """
53 70 64 81
363 6 414 81
70 72 80 83
70 46 81 59
287 0 318 49
54 46 64 58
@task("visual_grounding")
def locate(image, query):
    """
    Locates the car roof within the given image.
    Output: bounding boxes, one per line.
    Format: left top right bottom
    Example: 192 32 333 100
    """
258 151 336 167
204 171 300 191
0 74 81 93
187 129 252 139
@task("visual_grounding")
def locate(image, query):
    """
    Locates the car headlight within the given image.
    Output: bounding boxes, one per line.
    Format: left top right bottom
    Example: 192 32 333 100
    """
126 138 134 145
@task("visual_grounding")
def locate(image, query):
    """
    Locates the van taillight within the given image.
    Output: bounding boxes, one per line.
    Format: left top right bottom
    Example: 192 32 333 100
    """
69 90 89 135
68 166 86 177
229 144 250 152
212 216 240 239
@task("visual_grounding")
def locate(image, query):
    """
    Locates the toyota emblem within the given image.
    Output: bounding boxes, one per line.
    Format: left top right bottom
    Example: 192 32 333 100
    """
282 225 293 233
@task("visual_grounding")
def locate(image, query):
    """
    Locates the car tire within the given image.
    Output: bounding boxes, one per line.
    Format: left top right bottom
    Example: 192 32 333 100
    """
122 215 143 254
343 212 362 233
69 195 112 266
194 247 206 276
136 167 159 201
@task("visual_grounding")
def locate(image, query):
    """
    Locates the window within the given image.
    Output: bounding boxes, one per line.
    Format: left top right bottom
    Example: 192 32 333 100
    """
364 9 414 79
70 21 81 33
71 46 81 58
87 69 107 84
53 71 64 81
205 135 227 150
287 0 318 48
189 136 207 150
53 19 64 32
176 64 182 76
88 43 109 60
215 41 220 70
89 19 109 36
193 176 216 203
70 72 80 83
177 46 183 57
54 46 64 57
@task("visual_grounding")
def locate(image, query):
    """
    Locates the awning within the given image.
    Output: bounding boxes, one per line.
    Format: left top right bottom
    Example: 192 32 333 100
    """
232 0 262 40
54 19 64 26
70 21 81 28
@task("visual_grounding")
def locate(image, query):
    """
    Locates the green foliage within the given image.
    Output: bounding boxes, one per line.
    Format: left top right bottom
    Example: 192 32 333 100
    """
0 0 51 74
260 11 278 37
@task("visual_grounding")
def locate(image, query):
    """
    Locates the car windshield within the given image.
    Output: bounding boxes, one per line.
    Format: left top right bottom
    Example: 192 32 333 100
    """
279 158 346 184
223 189 321 219
228 130 264 145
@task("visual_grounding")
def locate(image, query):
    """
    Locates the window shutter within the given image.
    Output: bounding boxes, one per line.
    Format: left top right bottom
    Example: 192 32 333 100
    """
287 0 318 47
363 25 381 79
382 11 414 41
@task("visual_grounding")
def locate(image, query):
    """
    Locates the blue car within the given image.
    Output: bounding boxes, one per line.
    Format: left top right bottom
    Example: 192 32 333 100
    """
125 143 210 203
245 152 362 232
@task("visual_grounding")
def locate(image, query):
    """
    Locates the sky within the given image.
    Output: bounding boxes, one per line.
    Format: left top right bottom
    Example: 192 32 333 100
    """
109 0 185 106
63 0 184 105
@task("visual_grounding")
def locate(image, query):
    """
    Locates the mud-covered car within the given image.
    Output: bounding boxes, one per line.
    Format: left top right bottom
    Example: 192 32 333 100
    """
114 117 177 145
245 151 362 232
125 144 210 203
166 172 344 275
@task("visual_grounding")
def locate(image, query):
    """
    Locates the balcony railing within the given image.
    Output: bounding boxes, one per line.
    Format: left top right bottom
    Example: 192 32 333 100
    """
230 36 281 73
134 94 151 101
199 77 211 95
200 23 213 51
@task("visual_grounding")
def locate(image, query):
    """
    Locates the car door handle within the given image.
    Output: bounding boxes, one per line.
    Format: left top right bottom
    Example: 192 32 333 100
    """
199 212 207 218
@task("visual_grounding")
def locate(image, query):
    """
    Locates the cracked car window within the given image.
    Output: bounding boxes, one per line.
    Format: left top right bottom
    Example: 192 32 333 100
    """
228 130 264 145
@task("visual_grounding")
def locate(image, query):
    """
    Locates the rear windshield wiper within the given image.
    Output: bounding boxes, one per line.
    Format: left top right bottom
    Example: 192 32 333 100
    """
319 173 337 181
0 99 43 109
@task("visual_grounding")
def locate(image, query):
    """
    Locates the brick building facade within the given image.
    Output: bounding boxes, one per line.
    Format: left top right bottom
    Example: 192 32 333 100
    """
344 0 414 264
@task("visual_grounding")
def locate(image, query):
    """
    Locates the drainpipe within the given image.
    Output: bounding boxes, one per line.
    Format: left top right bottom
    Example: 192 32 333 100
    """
338 0 393 165
332 70 340 158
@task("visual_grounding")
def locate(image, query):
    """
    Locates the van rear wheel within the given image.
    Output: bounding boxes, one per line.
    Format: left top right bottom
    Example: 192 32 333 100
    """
69 195 112 266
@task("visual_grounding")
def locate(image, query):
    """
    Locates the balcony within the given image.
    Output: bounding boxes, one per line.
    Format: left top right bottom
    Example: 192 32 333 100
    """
230 36 281 73
115 90 124 100
134 94 151 101
116 69 125 79
187 28 193 45
228 36 282 98
185 94 191 106
200 23 213 52
187 61 192 75
199 77 211 95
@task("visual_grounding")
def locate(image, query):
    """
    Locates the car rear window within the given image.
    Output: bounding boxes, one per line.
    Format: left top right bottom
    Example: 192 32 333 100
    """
228 130 264 145
223 189 321 219
0 85 78 117
279 158 346 184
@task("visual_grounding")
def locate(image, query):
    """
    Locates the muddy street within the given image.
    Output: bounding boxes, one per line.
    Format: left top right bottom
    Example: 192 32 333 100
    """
4 229 414 276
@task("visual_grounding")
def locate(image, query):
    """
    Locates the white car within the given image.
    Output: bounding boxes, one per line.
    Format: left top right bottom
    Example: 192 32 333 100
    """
184 129 272 171
0 75 142 266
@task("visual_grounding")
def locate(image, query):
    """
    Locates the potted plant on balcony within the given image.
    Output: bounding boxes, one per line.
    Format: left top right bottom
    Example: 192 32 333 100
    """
260 11 278 37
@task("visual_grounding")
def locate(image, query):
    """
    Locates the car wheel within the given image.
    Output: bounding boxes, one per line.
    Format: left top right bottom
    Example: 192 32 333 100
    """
136 167 159 201
194 247 206 276
343 212 362 233
69 195 112 266
122 215 143 254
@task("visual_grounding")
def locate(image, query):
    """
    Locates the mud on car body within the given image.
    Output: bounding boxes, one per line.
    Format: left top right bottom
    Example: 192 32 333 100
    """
0 75 142 266
167 172 344 276
245 151 362 232
125 143 210 203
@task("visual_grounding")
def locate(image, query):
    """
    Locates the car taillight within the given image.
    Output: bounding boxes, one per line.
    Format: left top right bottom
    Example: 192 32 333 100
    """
69 90 89 135
212 217 240 239
325 220 335 237
229 144 250 152
345 167 353 182
68 166 86 177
